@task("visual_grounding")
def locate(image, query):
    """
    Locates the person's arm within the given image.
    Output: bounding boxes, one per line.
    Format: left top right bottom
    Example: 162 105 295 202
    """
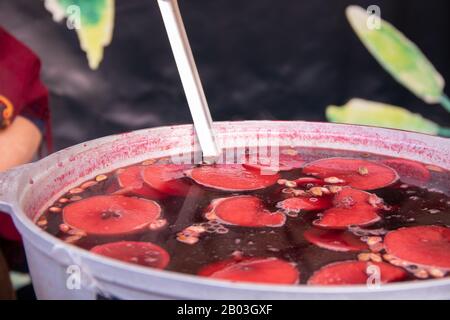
0 249 15 299
0 116 40 300
0 116 42 172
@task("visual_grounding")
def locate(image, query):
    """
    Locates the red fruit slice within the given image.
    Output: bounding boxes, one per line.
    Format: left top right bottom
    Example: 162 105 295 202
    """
308 261 407 285
198 257 299 284
116 166 166 199
382 158 430 186
63 195 161 236
303 158 398 190
243 150 304 173
304 228 368 252
142 164 191 196
189 164 279 191
90 241 169 269
313 187 382 229
384 225 450 270
277 196 332 213
206 195 286 227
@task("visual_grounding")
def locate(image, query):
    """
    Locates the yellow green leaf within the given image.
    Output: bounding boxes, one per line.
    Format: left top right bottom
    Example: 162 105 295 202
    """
45 0 115 69
346 5 444 104
326 98 440 135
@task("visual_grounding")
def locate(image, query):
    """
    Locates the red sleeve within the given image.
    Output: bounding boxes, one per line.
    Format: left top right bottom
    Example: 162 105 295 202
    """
0 27 52 242
0 26 52 151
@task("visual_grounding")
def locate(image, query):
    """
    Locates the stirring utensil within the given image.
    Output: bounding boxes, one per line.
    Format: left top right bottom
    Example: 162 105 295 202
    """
157 0 219 162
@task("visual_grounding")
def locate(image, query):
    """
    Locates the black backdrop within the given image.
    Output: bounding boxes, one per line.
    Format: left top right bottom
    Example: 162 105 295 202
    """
0 0 449 150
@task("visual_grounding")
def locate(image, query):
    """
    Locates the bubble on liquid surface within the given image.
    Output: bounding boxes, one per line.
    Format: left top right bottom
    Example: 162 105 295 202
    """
201 221 229 234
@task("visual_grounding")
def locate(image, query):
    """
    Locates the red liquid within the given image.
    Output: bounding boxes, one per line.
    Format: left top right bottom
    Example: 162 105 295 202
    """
38 147 450 285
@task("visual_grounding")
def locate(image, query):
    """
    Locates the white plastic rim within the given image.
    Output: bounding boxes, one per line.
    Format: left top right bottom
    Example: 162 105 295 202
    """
0 120 449 299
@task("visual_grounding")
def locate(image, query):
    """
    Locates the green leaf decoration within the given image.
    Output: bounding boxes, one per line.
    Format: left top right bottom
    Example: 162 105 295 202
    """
326 98 447 136
45 0 115 69
346 5 446 106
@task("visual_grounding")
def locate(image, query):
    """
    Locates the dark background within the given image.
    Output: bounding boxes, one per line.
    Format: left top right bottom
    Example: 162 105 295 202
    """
0 0 449 150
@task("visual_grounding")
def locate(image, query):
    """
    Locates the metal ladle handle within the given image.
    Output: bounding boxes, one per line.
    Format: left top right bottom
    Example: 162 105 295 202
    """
157 0 219 161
